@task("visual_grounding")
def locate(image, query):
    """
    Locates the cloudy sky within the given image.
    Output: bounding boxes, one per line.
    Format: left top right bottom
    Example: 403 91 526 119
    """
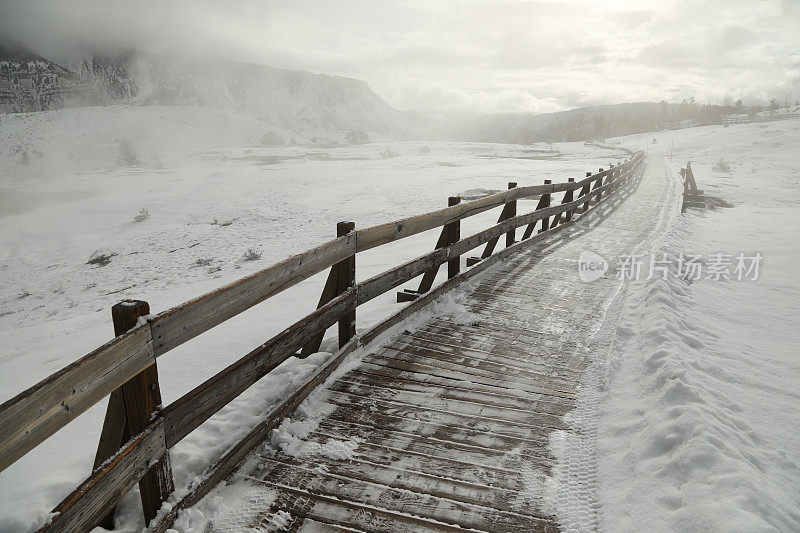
2 0 798 114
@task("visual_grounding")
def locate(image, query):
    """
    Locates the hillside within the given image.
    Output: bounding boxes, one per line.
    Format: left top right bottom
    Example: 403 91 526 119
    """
446 101 757 144
0 46 433 143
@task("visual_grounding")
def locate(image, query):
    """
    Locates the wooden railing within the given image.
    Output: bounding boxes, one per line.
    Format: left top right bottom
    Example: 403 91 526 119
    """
0 150 646 532
680 162 706 211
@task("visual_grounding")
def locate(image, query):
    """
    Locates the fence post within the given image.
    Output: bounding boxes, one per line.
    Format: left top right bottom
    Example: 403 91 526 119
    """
479 182 519 259
686 162 698 190
579 171 592 213
538 179 553 234
565 178 576 221
681 167 688 212
550 178 574 227
399 197 457 301
300 221 356 353
447 196 461 278
595 168 605 203
506 182 517 247
336 221 356 347
610 164 619 186
521 180 549 240
93 300 173 527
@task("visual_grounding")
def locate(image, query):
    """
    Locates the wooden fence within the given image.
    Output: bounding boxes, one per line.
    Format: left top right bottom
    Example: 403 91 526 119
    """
0 150 646 532
681 162 706 210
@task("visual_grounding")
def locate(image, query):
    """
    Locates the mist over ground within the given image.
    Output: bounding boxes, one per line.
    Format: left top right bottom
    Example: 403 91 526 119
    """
1 2 799 533
2 0 798 116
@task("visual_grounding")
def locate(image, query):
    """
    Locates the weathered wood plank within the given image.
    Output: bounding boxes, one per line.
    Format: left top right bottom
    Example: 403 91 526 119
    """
481 182 517 259
253 455 551 522
522 179 551 239
150 234 357 356
360 248 449 304
329 378 569 423
92 300 171 528
363 198 590 308
314 417 552 468
446 196 461 279
326 384 567 432
353 182 574 253
384 340 580 385
323 389 565 440
252 463 556 532
404 327 588 369
416 225 449 295
162 290 357 447
0 324 154 473
320 403 548 456
335 221 356 347
367 347 577 395
39 418 166 533
349 361 571 405
150 336 359 533
299 267 339 357
364 354 575 399
339 368 572 414
390 334 585 377
251 482 482 533
418 318 584 355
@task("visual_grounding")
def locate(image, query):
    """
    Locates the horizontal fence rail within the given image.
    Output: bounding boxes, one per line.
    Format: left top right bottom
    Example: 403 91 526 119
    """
0 149 646 532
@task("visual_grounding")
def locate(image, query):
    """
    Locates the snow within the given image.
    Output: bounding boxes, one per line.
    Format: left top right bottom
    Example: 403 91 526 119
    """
598 119 800 531
267 394 360 462
3 102 797 531
0 104 627 531
166 481 278 533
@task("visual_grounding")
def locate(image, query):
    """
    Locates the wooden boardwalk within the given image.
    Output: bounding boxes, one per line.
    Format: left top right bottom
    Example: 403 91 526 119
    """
0 152 669 532
202 160 676 532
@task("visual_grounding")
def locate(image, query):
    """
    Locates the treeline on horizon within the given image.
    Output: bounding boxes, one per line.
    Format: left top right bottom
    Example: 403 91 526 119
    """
453 96 798 144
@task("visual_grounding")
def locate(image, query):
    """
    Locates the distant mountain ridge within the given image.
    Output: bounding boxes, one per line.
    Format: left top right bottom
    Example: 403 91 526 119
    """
130 55 432 141
0 45 433 143
2 43 756 145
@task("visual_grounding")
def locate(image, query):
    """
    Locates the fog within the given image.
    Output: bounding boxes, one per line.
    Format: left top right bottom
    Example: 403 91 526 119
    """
2 2 800 533
1 0 798 114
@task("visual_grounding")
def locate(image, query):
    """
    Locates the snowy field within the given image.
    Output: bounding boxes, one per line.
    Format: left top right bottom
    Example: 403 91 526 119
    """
2 106 799 532
600 120 800 531
0 105 629 531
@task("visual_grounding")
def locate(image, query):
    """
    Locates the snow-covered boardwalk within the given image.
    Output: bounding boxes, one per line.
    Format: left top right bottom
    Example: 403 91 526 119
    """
204 160 678 532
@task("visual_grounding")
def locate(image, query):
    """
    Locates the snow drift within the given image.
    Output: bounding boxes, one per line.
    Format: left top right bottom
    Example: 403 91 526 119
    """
599 120 800 532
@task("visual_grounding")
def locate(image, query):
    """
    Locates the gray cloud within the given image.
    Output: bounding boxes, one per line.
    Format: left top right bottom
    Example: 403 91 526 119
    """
1 0 797 114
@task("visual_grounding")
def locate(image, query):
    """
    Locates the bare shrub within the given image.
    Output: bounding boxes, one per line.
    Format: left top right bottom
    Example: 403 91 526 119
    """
712 158 731 172
243 248 262 261
133 208 150 223
194 258 213 267
380 146 399 159
87 251 117 267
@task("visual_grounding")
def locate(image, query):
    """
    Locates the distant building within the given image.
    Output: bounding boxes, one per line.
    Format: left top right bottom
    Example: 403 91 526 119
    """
755 108 800 122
